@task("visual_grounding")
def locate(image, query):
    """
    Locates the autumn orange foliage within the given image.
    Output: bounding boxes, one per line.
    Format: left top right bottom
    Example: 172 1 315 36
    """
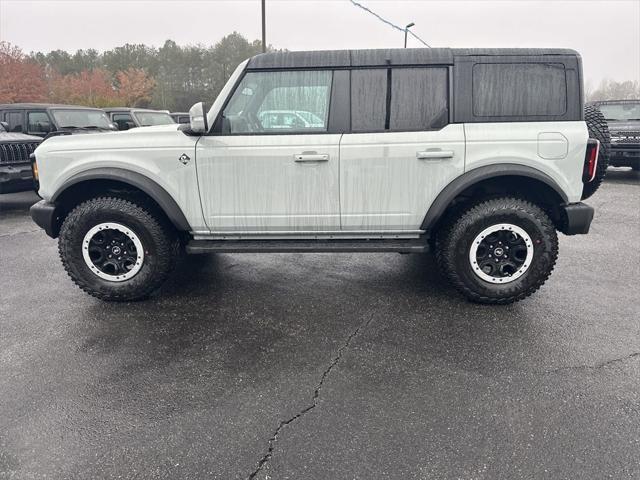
0 41 48 103
1 42 156 108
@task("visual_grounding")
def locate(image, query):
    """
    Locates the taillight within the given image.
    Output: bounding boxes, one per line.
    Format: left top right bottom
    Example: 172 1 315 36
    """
30 152 39 191
583 139 599 183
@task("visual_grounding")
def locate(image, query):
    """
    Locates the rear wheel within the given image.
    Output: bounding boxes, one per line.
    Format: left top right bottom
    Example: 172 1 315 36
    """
59 196 178 301
436 197 558 304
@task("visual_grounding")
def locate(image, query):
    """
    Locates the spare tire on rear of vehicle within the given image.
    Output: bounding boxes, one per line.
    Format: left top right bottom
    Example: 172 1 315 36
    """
582 104 611 199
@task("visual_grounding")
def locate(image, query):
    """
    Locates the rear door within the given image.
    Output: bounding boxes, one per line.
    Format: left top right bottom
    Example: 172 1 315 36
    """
339 67 465 231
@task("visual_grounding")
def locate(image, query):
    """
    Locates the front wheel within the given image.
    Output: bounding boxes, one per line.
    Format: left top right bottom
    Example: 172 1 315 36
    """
435 197 558 304
58 196 178 301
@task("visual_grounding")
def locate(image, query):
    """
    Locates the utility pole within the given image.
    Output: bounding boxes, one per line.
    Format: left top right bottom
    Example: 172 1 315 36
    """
261 0 266 53
404 22 415 48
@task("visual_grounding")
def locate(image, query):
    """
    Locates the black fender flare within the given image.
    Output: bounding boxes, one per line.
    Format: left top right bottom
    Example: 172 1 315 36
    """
52 167 191 231
420 164 569 232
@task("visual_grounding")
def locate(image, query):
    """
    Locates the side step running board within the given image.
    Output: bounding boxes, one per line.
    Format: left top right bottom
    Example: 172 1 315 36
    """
186 239 429 254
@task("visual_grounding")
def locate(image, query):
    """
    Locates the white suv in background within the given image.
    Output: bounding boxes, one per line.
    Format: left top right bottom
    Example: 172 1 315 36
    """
30 48 603 304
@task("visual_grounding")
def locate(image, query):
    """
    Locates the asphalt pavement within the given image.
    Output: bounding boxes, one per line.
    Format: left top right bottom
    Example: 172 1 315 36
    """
1 169 639 479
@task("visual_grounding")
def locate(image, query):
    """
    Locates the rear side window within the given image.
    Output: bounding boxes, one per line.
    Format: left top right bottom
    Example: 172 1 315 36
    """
351 67 449 132
472 63 567 117
390 68 448 130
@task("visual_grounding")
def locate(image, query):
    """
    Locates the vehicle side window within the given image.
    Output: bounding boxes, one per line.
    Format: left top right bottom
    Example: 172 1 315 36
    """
472 63 567 117
112 113 135 130
4 111 24 132
351 69 387 132
351 67 449 132
390 68 448 130
27 111 53 134
222 70 332 134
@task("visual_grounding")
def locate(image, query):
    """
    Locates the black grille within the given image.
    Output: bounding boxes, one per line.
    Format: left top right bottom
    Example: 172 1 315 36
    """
614 132 640 144
0 142 40 164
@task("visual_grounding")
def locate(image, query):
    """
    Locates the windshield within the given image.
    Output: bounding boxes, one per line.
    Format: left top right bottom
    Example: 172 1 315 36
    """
51 109 113 129
598 102 640 122
133 111 175 126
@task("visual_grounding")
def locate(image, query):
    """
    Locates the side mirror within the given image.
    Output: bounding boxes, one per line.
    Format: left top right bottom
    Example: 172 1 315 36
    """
0 121 9 131
189 102 209 134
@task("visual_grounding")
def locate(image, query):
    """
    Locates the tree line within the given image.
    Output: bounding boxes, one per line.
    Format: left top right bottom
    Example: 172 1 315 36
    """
1 35 638 110
0 33 265 111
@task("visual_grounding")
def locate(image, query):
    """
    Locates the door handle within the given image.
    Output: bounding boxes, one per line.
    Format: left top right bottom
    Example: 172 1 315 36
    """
294 153 329 162
416 150 454 160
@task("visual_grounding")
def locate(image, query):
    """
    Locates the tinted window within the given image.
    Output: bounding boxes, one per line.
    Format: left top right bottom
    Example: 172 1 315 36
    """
351 68 448 132
112 113 136 130
473 63 567 117
223 70 332 134
390 68 448 130
27 112 53 134
351 69 387 132
4 111 23 132
133 111 175 126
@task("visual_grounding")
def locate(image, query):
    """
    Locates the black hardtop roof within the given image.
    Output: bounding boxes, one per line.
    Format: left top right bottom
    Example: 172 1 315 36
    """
247 47 580 70
0 103 106 110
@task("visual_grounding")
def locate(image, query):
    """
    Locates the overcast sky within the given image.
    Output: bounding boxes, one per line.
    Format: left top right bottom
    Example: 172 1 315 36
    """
1 0 638 86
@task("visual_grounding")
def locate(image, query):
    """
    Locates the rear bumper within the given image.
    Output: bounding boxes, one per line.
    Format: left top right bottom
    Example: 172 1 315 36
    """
559 202 594 235
0 164 34 194
30 200 60 238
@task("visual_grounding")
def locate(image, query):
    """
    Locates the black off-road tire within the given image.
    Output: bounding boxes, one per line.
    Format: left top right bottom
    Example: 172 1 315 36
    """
58 196 178 301
583 104 611 199
435 197 558 304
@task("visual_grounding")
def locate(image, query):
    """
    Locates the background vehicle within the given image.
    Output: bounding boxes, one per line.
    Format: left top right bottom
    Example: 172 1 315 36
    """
30 48 600 304
105 108 176 130
258 110 325 129
0 104 117 138
170 112 190 124
0 121 42 194
589 99 640 171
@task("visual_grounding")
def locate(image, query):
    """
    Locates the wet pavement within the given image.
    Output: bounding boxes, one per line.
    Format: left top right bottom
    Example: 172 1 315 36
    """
1 169 639 479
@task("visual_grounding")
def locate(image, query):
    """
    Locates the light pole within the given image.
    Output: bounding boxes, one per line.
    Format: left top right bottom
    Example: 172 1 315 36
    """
404 22 415 48
261 0 266 53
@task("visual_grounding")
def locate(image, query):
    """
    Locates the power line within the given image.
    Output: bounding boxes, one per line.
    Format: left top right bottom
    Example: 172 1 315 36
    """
348 0 431 48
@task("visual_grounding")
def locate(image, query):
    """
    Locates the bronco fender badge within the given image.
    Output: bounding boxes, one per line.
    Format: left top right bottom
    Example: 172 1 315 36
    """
178 153 190 165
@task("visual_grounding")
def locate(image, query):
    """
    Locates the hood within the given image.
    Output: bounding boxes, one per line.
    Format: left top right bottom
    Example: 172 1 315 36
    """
0 131 42 143
607 120 640 134
35 122 185 154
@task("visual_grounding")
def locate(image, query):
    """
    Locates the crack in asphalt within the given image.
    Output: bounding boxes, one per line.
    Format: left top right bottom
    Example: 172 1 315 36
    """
544 352 640 374
247 311 377 480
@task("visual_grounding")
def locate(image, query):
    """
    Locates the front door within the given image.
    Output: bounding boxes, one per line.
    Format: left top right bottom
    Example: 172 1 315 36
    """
340 67 465 231
196 69 341 233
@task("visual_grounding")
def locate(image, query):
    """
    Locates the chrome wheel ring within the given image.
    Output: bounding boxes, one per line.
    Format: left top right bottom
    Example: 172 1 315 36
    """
469 223 534 284
82 223 144 282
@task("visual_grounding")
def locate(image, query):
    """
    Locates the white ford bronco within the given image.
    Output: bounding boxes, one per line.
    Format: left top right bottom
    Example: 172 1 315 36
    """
30 48 603 304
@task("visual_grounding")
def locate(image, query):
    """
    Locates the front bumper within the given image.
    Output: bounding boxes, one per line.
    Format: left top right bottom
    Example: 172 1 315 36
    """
610 144 640 167
558 202 594 235
0 163 34 194
30 200 61 238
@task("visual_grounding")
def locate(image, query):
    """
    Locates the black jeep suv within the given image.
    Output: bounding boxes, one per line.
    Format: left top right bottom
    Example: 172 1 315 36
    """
0 104 117 138
0 121 41 194
590 100 640 170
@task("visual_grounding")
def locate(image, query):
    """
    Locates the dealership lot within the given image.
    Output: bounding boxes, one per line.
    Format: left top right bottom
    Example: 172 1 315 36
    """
1 170 639 479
